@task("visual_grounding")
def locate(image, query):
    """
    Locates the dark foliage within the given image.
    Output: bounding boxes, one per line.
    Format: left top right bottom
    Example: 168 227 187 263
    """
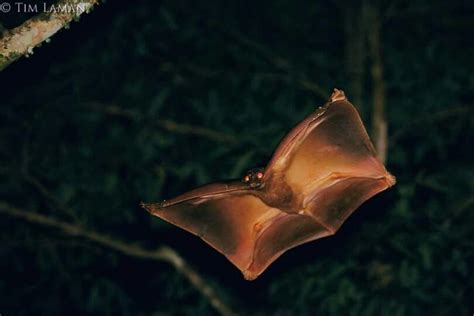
1 0 473 314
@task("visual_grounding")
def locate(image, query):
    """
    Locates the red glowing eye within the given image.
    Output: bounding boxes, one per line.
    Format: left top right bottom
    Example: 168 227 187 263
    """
257 172 263 179
244 175 250 182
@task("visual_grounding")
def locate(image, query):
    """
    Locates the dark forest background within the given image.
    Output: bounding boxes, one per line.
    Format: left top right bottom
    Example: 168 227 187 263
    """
1 0 473 315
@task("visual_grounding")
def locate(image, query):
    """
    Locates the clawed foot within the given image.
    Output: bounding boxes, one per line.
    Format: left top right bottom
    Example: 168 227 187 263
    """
329 88 346 102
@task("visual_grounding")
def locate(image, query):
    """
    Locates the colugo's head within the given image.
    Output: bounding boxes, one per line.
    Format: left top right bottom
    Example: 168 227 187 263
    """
242 168 265 188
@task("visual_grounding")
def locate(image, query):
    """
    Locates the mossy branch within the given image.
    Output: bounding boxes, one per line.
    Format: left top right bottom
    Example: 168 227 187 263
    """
0 0 101 71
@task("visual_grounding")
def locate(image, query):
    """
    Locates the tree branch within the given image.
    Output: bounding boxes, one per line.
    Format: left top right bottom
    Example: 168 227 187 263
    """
0 201 235 316
22 172 82 222
85 102 240 144
390 106 473 145
0 0 101 71
365 2 388 163
227 30 328 99
343 4 366 116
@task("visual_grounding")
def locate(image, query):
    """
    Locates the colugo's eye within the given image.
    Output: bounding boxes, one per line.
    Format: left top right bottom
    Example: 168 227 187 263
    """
244 175 250 182
256 172 263 179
